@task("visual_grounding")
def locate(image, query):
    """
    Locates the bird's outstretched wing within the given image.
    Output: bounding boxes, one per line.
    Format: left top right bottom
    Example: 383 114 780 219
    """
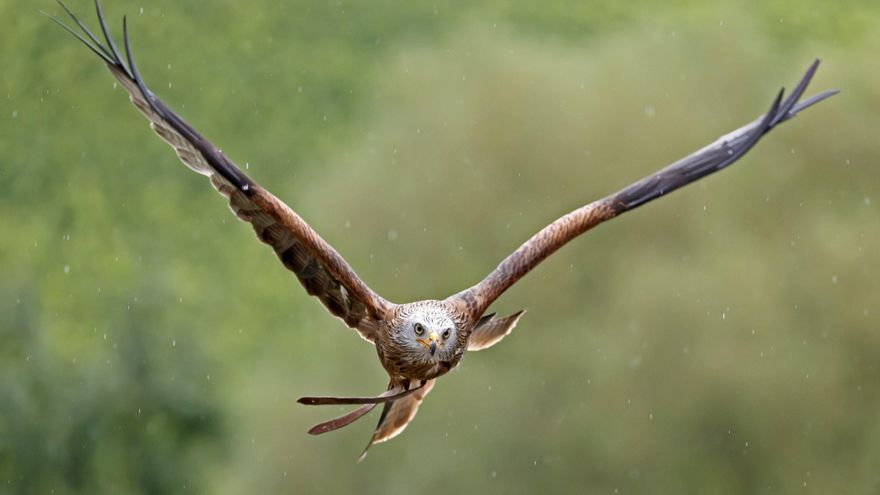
447 61 838 321
48 1 394 341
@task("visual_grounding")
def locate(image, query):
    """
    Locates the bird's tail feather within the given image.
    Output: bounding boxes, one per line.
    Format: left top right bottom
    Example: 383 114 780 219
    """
358 379 436 462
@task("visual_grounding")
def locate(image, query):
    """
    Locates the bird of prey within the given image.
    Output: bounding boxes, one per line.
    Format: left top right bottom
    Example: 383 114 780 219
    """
50 0 837 461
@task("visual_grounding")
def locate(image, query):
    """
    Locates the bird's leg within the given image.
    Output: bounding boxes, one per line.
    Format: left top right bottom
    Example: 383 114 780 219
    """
296 381 426 406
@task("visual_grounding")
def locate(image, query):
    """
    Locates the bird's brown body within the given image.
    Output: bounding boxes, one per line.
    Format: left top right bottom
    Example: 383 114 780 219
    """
51 0 837 461
378 301 468 381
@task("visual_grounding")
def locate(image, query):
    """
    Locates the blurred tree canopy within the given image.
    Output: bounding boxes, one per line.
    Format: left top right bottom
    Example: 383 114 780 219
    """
1 0 878 493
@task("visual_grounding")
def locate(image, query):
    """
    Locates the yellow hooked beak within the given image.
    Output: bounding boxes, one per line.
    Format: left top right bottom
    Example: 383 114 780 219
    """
417 332 440 356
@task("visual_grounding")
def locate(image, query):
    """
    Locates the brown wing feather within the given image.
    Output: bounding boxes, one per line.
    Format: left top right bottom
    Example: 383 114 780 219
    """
55 2 391 341
447 61 837 321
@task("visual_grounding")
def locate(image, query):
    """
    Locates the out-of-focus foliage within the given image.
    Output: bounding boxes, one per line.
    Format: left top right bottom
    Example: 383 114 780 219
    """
1 0 878 493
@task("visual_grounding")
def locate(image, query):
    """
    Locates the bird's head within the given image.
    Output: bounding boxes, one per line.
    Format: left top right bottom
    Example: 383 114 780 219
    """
393 301 461 364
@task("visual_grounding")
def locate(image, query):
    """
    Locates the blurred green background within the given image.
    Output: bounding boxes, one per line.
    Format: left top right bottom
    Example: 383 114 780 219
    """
2 0 878 493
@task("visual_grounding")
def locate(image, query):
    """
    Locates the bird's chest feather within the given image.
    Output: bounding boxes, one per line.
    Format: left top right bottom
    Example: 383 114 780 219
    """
375 337 461 381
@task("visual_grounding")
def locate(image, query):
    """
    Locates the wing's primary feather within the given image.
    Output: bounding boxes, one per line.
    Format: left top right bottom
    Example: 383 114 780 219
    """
448 61 838 321
55 0 393 341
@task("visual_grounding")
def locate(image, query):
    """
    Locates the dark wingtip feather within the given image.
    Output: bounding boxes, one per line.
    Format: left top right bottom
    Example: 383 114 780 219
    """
42 10 115 65
55 0 116 61
121 15 155 109
771 59 819 126
122 16 136 80
788 89 839 116
610 60 831 214
94 0 131 78
50 0 259 197
764 87 786 130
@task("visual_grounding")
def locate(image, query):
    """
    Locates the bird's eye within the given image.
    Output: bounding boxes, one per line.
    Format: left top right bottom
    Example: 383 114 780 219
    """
442 328 451 340
414 323 425 336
